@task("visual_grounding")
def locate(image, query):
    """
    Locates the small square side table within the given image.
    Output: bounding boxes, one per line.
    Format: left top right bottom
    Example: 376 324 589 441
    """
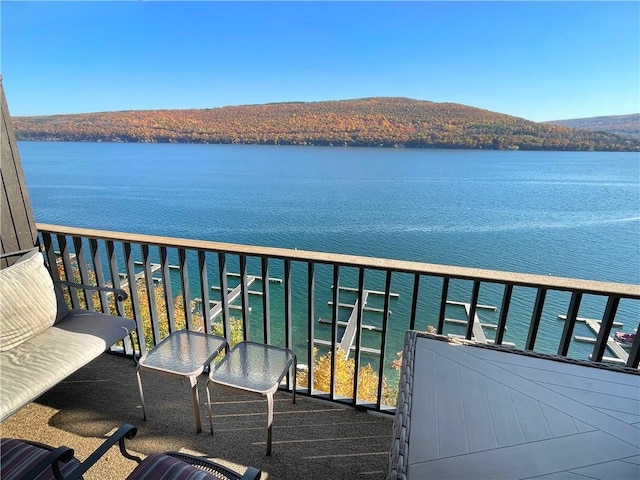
136 330 227 433
205 341 296 455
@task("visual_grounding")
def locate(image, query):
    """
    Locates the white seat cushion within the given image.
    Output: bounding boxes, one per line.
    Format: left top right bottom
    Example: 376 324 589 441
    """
0 309 136 421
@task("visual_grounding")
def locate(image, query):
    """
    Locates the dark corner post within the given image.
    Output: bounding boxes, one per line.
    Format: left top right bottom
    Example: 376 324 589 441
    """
1 76 39 268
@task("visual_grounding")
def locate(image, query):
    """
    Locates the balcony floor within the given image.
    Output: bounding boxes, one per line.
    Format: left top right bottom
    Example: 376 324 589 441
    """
0 353 393 479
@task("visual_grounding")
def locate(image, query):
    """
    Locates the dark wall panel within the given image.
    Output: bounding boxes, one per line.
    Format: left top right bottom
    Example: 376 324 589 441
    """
1 78 38 268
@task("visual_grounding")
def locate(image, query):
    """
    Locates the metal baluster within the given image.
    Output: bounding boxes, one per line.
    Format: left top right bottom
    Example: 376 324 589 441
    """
437 278 449 334
284 259 292 390
178 248 193 331
377 270 393 410
352 267 366 404
591 296 619 362
262 257 271 345
330 265 340 400
142 244 160 344
199 250 212 335
125 242 146 355
526 288 547 351
409 273 420 331
465 281 481 340
106 241 125 318
239 255 250 340
89 239 109 312
160 246 176 333
58 235 79 308
557 292 582 356
73 236 94 311
495 284 512 345
218 253 231 341
307 261 315 395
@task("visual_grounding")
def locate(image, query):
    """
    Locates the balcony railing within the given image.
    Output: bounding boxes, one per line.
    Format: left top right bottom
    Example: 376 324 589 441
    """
37 223 640 414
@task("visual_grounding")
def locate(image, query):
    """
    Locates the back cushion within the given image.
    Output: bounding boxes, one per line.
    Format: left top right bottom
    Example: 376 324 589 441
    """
0 249 58 351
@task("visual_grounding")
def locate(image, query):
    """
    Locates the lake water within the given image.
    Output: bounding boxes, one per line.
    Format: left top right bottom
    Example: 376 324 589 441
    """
18 141 640 359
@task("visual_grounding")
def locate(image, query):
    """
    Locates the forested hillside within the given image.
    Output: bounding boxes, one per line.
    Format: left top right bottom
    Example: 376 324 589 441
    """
546 113 640 139
13 97 640 151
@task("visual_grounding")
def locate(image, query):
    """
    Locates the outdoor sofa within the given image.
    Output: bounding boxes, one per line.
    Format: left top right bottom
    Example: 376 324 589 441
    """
0 248 137 421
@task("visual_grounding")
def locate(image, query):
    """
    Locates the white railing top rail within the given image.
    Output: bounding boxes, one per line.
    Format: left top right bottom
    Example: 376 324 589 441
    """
37 223 640 299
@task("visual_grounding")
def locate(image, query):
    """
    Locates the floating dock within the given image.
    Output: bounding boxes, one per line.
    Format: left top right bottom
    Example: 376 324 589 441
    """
119 262 162 288
561 315 629 365
338 292 368 355
313 339 381 356
558 314 623 327
314 287 395 359
205 273 284 320
445 301 515 347
207 275 258 320
333 285 399 298
228 272 282 283
327 300 391 314
317 318 382 332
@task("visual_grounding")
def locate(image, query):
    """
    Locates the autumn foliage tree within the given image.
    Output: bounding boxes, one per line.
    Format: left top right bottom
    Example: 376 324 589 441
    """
298 347 398 406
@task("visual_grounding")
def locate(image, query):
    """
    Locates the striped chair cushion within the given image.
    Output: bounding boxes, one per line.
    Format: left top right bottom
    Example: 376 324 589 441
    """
127 454 220 480
0 438 80 480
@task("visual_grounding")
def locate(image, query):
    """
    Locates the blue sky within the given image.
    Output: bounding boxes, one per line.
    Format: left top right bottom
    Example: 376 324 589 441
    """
1 1 638 122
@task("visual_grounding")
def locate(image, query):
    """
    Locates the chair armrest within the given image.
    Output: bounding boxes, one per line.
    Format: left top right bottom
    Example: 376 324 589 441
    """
54 280 128 301
62 424 141 480
241 466 262 480
21 444 75 480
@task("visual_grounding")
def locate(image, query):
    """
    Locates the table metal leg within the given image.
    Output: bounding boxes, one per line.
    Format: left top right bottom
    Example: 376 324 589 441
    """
205 380 215 436
266 392 274 456
292 356 297 405
136 368 147 421
189 375 202 434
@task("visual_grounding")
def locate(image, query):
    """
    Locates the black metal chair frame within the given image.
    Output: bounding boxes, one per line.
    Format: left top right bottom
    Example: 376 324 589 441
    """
3 424 260 480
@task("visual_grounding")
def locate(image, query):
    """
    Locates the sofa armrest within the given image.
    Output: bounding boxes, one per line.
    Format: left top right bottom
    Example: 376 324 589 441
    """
53 280 128 302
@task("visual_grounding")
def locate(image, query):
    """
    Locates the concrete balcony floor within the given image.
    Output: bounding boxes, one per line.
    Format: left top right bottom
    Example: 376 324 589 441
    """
0 353 393 479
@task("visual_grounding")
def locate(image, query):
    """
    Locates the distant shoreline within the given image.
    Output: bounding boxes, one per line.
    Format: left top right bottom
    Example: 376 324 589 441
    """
13 136 637 153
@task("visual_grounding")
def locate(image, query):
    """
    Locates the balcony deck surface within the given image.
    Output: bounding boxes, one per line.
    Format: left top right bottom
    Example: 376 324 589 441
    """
0 353 393 479
396 333 640 479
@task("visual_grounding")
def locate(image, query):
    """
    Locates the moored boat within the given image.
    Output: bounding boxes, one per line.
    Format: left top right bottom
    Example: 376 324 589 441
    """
614 331 636 346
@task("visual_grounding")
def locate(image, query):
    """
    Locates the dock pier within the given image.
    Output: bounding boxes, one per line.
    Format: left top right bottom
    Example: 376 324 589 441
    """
207 276 258 320
445 301 515 347
119 262 162 288
559 315 629 365
314 287 396 359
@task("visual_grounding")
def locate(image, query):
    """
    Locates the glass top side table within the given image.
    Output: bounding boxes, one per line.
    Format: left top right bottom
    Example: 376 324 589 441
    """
136 330 227 433
205 341 296 455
